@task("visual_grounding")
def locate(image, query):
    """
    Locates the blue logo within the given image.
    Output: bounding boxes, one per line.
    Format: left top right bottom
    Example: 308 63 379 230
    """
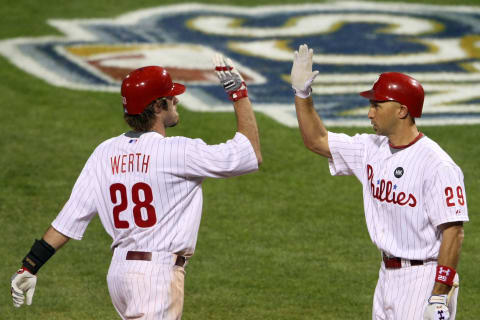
1 2 480 127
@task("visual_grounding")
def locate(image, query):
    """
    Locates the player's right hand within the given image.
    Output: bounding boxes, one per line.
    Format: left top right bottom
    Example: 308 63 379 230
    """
423 295 450 320
213 54 248 102
11 267 37 308
291 44 320 98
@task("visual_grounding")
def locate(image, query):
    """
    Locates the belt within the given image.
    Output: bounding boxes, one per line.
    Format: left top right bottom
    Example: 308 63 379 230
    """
126 251 187 267
382 252 425 269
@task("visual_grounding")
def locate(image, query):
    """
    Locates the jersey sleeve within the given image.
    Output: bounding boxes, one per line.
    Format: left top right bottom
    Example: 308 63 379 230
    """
327 131 366 177
184 132 258 178
51 154 98 240
424 164 469 227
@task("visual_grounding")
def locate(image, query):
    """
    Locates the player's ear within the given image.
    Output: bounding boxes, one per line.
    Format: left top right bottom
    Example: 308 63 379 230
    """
153 98 168 113
160 98 169 111
398 104 409 119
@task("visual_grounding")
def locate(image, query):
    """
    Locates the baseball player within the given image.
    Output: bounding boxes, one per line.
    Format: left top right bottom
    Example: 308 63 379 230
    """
291 44 468 320
10 54 262 319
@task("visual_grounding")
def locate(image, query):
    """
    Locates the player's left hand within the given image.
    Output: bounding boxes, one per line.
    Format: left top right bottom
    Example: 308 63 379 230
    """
213 54 248 102
11 268 37 308
423 295 450 320
291 44 319 98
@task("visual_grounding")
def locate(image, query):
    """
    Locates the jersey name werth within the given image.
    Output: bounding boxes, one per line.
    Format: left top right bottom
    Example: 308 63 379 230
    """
367 164 417 207
110 153 150 175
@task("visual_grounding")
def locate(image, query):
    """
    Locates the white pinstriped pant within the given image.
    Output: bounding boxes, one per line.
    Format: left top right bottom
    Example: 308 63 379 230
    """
373 261 459 320
107 249 185 320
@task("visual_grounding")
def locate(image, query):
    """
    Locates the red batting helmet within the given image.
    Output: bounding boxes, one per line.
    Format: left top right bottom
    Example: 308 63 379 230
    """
359 72 424 118
121 66 186 115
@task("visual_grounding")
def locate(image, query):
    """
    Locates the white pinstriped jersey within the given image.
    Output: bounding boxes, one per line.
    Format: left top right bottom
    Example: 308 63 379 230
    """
327 132 469 260
52 131 258 256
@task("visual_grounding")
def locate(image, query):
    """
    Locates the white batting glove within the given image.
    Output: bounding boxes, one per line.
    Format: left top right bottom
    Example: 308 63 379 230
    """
423 295 450 320
11 268 37 308
291 44 320 98
213 54 248 102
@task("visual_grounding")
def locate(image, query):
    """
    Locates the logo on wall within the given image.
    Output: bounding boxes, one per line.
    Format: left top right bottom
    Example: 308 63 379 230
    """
1 2 480 127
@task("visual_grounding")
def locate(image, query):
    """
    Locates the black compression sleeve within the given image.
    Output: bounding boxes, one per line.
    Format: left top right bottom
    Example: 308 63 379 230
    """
22 239 56 274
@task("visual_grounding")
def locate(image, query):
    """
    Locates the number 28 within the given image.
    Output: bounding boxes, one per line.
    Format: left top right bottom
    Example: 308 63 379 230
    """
109 183 157 229
444 186 465 207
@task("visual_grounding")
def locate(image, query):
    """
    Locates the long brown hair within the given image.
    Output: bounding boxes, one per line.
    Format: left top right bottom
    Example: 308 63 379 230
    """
123 98 167 132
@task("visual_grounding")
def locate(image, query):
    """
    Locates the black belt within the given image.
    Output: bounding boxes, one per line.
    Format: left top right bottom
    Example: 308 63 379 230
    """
382 252 424 269
126 251 186 267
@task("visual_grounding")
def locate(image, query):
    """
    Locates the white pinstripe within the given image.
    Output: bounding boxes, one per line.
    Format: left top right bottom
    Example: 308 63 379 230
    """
328 132 468 319
107 249 185 320
373 262 459 320
51 131 258 319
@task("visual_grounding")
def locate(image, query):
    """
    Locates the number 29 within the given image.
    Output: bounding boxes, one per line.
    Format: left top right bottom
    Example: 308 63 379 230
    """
445 186 465 207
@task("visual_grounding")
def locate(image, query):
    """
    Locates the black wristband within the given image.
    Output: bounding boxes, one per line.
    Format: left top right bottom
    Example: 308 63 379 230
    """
22 239 56 274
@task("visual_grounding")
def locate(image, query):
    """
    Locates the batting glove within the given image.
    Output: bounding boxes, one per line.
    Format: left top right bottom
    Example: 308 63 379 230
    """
291 44 320 98
423 295 450 320
11 267 37 308
213 54 248 102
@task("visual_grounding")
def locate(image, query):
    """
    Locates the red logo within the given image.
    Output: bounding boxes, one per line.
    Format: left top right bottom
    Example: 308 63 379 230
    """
367 164 417 207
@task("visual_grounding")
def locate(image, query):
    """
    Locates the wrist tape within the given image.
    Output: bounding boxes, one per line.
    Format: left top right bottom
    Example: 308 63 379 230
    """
22 239 56 274
435 265 456 286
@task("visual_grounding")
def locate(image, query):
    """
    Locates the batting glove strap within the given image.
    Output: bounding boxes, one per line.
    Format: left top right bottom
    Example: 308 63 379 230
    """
22 239 56 275
428 294 448 305
228 83 248 102
292 85 313 99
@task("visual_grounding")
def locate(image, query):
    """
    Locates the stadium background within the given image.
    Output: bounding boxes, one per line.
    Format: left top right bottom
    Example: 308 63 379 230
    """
1 0 478 319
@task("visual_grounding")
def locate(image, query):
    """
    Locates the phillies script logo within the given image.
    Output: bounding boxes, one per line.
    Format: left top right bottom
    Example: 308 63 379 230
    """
367 164 417 207
1 2 480 127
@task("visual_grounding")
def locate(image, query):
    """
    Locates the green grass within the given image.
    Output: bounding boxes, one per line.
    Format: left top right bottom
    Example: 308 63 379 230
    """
1 1 479 319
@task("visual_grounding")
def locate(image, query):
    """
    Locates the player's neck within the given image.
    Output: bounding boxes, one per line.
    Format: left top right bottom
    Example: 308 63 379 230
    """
388 125 420 148
150 120 166 136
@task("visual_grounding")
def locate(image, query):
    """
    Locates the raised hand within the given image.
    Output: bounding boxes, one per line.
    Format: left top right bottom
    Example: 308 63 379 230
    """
291 44 319 98
213 54 248 102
